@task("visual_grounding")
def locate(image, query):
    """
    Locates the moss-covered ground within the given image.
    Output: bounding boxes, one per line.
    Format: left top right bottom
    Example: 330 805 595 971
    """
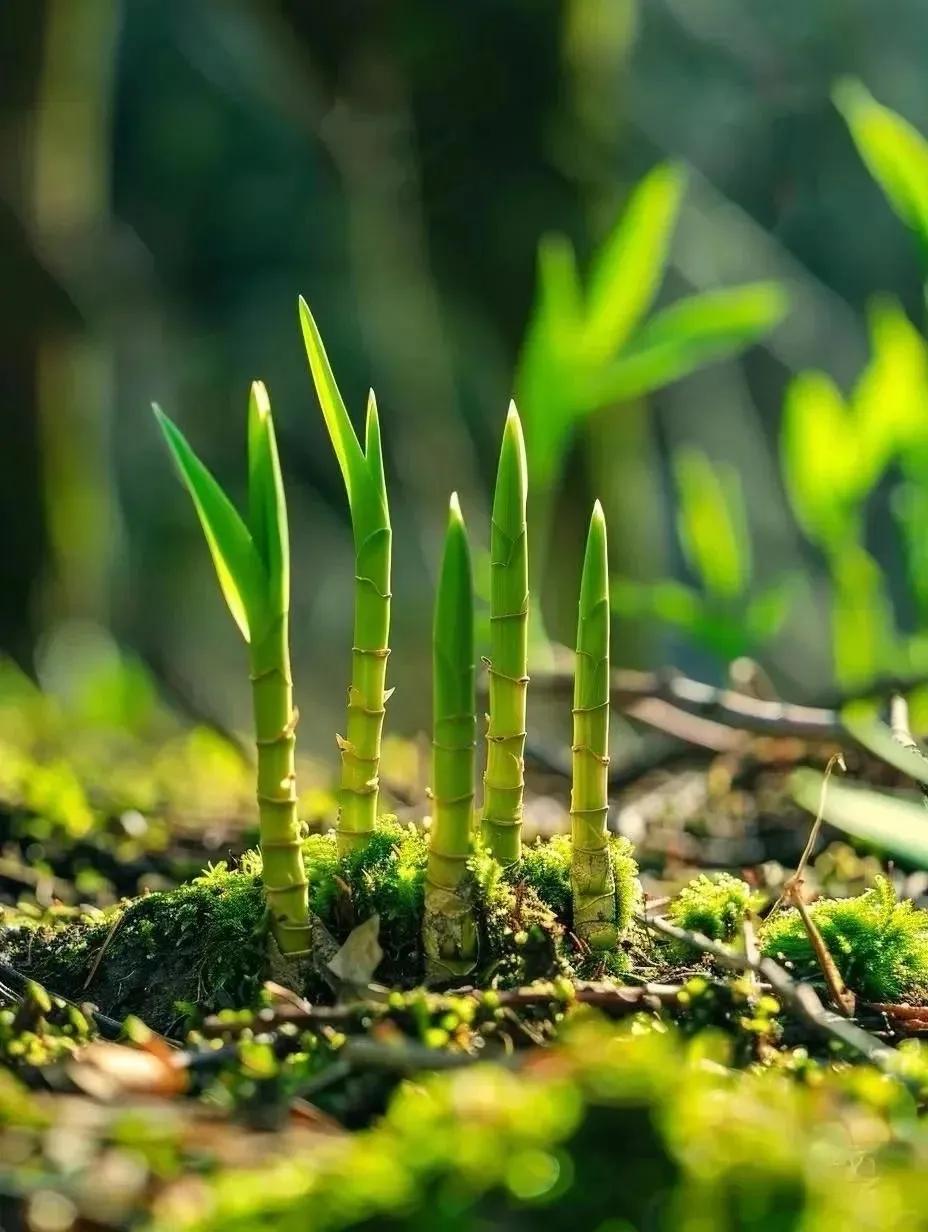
6 660 928 1229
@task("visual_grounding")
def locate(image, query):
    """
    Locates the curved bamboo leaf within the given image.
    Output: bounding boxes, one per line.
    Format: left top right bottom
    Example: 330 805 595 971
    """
153 405 265 642
298 298 388 545
247 381 289 619
835 78 928 262
792 767 928 867
585 163 685 361
587 282 787 408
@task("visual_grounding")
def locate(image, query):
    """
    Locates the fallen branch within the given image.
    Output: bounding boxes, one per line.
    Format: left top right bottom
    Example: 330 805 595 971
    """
637 912 901 1074
200 980 683 1041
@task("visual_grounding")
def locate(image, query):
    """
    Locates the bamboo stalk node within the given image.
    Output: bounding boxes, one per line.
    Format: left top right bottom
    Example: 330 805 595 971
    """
339 783 378 797
263 878 310 893
485 728 528 743
431 741 476 753
351 645 392 659
429 790 476 807
249 664 293 685
571 837 612 854
570 809 610 828
260 839 305 850
570 744 611 765
256 793 299 807
424 849 471 867
354 576 392 600
571 700 610 715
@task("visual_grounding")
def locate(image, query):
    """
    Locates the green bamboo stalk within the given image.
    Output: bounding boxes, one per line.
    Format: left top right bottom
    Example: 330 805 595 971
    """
299 299 392 857
423 493 478 980
570 501 618 950
481 402 529 867
153 385 310 956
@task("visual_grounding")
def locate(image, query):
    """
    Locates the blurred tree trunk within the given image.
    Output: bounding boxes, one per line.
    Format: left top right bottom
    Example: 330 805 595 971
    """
31 0 121 633
0 0 120 663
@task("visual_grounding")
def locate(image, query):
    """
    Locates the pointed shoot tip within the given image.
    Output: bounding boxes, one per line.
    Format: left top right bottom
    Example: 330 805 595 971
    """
250 380 271 419
449 491 463 523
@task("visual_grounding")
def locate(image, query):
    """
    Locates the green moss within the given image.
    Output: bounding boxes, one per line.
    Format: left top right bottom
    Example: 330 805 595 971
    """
1 826 641 1025
520 833 640 934
2 864 267 1034
667 873 759 956
304 818 429 984
761 876 928 1003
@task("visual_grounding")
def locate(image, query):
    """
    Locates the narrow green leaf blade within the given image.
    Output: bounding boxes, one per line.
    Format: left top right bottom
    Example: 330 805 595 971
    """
585 282 787 408
516 233 585 495
674 449 749 601
153 405 265 641
835 78 928 261
364 390 390 519
584 162 685 361
792 767 928 867
247 381 290 619
434 493 475 724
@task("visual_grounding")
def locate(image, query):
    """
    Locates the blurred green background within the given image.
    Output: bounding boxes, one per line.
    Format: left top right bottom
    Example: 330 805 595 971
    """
4 0 928 752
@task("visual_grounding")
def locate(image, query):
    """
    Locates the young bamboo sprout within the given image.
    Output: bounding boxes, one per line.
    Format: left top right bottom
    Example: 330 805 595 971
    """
153 387 310 956
570 501 618 949
424 493 478 979
299 299 392 857
482 403 529 867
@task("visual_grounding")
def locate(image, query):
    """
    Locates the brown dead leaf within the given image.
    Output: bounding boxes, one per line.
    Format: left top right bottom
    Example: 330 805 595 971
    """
69 1041 187 1101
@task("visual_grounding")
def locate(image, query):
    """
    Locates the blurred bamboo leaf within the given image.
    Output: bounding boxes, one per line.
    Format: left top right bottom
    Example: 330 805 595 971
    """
674 449 749 602
792 767 928 867
584 163 685 361
517 167 786 505
835 78 928 264
588 283 787 409
841 707 928 785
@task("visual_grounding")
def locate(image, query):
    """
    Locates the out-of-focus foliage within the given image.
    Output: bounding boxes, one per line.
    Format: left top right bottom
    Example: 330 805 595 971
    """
613 449 796 661
145 1016 928 1232
792 767 928 869
517 163 786 513
836 78 928 270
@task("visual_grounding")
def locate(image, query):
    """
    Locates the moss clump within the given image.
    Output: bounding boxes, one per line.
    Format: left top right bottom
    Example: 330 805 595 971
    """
520 834 639 933
666 873 759 958
761 876 928 1004
2 864 267 1034
1 825 641 1027
303 817 429 985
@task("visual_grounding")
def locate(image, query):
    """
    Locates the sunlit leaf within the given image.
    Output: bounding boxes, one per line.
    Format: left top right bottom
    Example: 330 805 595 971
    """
247 381 290 619
673 449 749 601
585 163 685 361
792 766 928 867
831 545 897 688
586 283 787 408
853 296 928 464
835 78 928 262
153 406 266 642
780 371 861 546
842 706 928 785
299 298 389 546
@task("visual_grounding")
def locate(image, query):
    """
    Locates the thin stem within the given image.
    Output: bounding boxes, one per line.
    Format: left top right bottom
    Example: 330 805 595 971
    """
251 615 310 955
482 404 529 867
424 494 478 980
571 502 617 949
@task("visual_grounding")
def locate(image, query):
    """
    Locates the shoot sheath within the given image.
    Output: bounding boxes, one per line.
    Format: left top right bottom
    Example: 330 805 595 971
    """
299 300 392 857
482 403 529 867
424 493 478 979
570 501 618 949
